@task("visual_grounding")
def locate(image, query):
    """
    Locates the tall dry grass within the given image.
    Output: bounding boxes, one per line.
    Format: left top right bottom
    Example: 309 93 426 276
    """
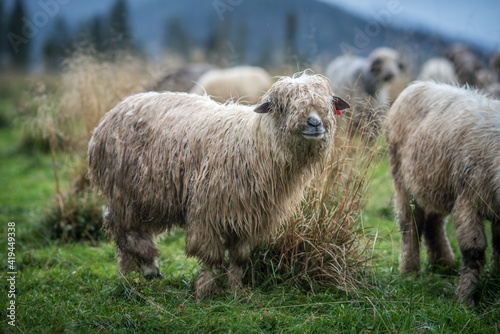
34 50 152 241
56 52 150 155
249 118 383 293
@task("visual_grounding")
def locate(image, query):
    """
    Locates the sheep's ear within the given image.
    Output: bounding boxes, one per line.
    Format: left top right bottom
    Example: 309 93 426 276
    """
254 101 271 114
332 96 350 110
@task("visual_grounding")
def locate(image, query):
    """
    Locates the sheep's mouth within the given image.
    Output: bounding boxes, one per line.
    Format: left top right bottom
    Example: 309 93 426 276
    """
302 129 325 140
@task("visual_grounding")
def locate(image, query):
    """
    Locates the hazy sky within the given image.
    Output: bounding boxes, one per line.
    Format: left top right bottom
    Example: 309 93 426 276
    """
320 0 500 52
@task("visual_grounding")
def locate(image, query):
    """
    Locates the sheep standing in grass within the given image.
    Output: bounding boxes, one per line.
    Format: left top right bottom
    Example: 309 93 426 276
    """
385 81 500 306
325 47 405 139
190 65 273 104
88 73 349 300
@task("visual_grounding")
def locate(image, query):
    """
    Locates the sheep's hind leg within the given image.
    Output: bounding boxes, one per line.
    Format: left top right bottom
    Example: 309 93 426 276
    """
227 240 251 290
114 227 162 279
453 195 487 306
423 213 456 268
396 187 424 275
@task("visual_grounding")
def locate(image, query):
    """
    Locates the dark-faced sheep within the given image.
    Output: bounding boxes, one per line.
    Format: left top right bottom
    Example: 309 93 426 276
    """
147 63 214 92
445 44 483 87
88 73 349 300
385 81 500 306
490 53 500 80
325 47 405 140
190 65 273 105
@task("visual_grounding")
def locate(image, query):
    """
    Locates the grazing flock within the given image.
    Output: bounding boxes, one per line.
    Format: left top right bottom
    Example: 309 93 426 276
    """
88 44 499 305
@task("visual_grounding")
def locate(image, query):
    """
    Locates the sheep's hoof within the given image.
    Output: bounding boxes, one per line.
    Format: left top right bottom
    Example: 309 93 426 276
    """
195 285 221 303
144 264 162 280
399 268 420 278
456 283 479 307
195 270 220 302
457 293 477 308
145 272 163 280
228 276 244 291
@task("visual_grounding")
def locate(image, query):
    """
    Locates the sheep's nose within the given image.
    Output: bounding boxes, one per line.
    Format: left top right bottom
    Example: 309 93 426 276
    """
307 116 321 127
383 72 394 82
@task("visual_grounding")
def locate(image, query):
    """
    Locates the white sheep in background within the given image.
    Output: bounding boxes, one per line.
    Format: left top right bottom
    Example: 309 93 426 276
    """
418 57 458 84
88 73 349 300
385 80 500 306
325 47 405 140
190 65 273 105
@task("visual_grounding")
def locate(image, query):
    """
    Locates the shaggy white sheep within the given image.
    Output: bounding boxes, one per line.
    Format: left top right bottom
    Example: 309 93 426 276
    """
385 80 500 306
418 57 458 84
88 73 349 300
325 47 405 139
190 65 273 104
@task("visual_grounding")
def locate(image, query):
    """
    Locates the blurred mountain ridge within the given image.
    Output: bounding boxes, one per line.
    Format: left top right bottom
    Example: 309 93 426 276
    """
2 0 496 69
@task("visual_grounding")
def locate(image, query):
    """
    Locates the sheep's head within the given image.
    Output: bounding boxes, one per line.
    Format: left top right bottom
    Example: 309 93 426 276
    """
368 47 405 85
254 73 349 145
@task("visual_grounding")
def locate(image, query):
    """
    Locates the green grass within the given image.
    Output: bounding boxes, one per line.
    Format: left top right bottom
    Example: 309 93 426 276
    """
1 88 499 333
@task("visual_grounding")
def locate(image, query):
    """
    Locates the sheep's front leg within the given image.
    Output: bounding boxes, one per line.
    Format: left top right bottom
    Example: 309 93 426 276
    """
228 240 251 290
194 264 220 301
185 225 224 301
453 195 487 306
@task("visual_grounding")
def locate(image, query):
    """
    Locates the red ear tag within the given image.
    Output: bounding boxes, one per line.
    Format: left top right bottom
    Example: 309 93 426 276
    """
335 110 342 115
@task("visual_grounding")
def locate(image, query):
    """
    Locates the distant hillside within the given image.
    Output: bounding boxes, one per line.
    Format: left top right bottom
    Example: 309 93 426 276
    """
129 0 474 67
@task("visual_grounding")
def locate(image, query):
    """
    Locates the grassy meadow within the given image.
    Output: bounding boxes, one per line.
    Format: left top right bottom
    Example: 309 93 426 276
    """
1 67 499 334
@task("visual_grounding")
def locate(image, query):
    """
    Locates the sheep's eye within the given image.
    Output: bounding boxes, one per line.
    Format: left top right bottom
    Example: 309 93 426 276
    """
370 59 383 74
398 62 405 71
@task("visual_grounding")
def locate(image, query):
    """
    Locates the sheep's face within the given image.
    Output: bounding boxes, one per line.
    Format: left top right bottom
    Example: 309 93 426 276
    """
369 47 405 84
254 74 349 144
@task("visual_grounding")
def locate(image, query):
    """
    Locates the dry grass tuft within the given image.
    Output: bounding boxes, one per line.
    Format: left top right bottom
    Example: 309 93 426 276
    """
41 190 107 244
249 118 382 293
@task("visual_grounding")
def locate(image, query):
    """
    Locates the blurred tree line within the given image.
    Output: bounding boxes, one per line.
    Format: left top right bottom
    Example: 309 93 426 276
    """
0 0 135 72
164 10 303 69
0 0 303 72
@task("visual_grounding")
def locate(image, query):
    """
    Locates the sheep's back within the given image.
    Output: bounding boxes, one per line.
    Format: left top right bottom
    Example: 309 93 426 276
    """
88 92 254 224
88 92 296 238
